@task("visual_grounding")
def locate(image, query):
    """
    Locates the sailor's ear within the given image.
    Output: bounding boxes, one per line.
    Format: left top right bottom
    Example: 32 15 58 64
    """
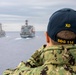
45 32 50 43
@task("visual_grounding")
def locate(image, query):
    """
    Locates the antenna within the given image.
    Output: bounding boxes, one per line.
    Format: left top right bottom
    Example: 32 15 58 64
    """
25 20 28 26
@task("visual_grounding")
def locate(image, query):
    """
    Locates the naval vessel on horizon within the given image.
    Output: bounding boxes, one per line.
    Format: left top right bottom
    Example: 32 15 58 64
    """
20 20 35 38
0 23 5 37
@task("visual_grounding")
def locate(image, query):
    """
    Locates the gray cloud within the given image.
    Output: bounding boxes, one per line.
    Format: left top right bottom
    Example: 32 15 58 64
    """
0 0 76 31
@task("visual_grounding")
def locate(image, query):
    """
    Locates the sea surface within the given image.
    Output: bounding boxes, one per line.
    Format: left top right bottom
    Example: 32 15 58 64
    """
0 31 46 75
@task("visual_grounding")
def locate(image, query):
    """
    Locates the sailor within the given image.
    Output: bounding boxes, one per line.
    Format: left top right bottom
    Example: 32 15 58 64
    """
3 8 76 75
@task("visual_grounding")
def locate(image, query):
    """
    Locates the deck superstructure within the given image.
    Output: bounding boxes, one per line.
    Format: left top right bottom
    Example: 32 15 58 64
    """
20 20 35 38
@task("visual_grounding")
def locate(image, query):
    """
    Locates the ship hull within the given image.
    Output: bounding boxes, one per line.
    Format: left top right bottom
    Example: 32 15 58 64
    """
20 33 35 38
0 30 5 37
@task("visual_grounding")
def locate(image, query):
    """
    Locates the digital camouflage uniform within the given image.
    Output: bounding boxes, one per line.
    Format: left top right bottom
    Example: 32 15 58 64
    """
3 44 76 75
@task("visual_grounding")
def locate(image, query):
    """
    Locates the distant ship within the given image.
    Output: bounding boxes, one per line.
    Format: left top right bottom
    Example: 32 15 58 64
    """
20 20 35 38
0 23 5 37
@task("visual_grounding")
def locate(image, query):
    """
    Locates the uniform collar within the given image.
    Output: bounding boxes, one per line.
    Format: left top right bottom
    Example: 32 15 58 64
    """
42 44 76 51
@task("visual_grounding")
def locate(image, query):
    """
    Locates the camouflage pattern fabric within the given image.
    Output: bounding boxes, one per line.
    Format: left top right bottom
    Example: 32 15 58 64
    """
3 44 76 75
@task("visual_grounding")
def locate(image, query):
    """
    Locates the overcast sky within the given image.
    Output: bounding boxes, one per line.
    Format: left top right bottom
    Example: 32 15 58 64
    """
0 0 76 31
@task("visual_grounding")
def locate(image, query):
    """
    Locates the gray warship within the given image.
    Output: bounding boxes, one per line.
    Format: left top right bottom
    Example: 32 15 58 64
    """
20 20 35 38
0 23 5 37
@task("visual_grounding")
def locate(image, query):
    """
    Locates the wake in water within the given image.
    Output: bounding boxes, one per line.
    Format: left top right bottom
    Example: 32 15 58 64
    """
15 37 33 40
15 38 22 40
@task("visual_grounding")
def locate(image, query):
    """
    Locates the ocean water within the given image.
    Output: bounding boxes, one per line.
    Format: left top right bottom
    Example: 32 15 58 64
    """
0 31 46 75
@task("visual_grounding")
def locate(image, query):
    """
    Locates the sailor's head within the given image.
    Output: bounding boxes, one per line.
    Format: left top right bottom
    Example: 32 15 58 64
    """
46 8 76 45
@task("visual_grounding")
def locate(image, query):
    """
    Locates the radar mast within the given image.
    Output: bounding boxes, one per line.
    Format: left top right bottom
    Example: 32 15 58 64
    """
25 20 28 26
